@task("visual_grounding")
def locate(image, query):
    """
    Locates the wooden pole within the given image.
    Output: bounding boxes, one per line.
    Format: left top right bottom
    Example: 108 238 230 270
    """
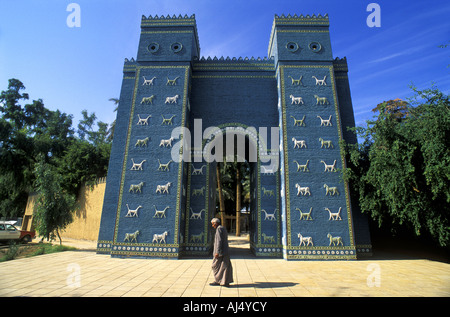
236 165 241 236
216 164 225 226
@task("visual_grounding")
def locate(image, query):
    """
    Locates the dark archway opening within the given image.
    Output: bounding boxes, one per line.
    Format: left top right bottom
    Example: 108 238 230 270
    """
213 133 256 256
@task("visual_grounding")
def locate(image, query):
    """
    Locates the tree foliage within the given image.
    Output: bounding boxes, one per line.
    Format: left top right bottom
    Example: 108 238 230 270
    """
0 79 73 216
342 85 450 247
57 110 111 196
216 160 250 214
0 78 112 220
33 156 77 244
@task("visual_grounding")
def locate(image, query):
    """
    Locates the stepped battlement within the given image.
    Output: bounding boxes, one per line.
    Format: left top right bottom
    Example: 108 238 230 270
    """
273 13 329 26
196 56 274 62
333 57 349 72
268 13 332 60
141 13 195 20
98 13 371 261
193 56 275 72
275 13 329 19
138 13 200 61
140 14 197 28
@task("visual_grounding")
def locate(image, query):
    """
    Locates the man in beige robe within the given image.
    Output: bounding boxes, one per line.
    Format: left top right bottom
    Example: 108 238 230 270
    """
210 218 233 287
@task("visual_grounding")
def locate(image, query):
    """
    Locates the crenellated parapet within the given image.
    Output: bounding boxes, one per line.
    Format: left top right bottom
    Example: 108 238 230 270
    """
97 13 372 260
141 14 196 22
333 57 349 73
268 13 333 62
273 13 329 26
140 14 197 29
122 58 138 78
197 56 274 62
137 13 200 62
192 56 275 73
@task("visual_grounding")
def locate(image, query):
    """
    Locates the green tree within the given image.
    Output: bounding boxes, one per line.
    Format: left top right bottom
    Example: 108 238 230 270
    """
57 109 111 196
107 98 119 142
33 155 77 244
0 78 111 219
0 79 75 217
215 159 251 234
342 85 450 247
216 163 226 225
77 109 109 146
56 138 110 196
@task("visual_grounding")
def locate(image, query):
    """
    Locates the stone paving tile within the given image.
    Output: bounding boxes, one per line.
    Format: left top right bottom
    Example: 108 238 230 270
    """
1 237 450 298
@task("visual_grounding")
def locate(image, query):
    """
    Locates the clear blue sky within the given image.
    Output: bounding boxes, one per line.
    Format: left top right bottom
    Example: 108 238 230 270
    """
0 0 449 129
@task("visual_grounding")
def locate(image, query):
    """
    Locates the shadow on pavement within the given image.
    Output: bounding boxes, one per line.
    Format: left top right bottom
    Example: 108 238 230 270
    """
227 233 450 263
230 282 298 288
362 225 450 263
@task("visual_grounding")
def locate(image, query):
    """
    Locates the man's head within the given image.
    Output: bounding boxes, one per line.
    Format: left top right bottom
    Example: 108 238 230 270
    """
211 218 220 229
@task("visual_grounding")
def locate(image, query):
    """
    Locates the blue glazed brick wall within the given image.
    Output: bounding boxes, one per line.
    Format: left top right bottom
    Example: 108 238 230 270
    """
97 63 137 254
97 14 372 259
271 14 366 259
334 58 372 256
279 65 356 259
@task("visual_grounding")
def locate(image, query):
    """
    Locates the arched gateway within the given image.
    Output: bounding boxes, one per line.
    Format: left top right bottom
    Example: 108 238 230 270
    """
97 14 372 260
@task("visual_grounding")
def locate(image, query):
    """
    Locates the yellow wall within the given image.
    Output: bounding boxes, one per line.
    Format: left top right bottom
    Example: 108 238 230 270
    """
62 182 105 241
23 181 106 241
22 194 37 231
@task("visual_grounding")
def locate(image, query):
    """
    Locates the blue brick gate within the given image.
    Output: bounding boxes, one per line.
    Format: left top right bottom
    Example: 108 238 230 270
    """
96 14 372 260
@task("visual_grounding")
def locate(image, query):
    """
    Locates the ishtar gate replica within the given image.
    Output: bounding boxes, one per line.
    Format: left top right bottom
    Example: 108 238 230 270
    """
96 13 373 260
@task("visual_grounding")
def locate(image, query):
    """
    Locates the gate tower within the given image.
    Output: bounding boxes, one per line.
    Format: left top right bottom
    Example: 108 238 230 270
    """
97 14 372 260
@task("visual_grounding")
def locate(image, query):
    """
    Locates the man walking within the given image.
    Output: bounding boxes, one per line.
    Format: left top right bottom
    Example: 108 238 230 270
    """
210 218 233 287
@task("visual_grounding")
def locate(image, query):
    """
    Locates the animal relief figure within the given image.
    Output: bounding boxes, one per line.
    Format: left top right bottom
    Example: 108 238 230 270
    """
261 187 274 197
192 186 205 196
142 76 156 86
129 182 145 193
159 137 174 147
290 115 306 126
130 159 146 171
297 233 313 246
190 232 204 243
319 138 334 149
296 207 313 220
261 209 276 221
321 160 337 172
152 231 169 244
288 75 304 86
161 115 176 125
165 95 179 104
135 137 150 147
327 233 343 246
124 230 140 243
293 160 309 172
317 115 332 126
140 95 155 105
292 137 307 149
166 76 179 85
153 206 169 218
125 204 142 217
312 75 327 86
325 207 342 220
290 95 304 105
261 165 277 174
137 114 152 125
314 95 329 105
192 165 206 175
158 159 173 171
324 184 339 196
262 233 275 243
190 207 205 220
156 182 171 194
295 184 311 196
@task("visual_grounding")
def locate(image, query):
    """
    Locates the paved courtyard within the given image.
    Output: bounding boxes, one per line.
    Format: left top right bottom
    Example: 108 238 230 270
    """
0 235 449 297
